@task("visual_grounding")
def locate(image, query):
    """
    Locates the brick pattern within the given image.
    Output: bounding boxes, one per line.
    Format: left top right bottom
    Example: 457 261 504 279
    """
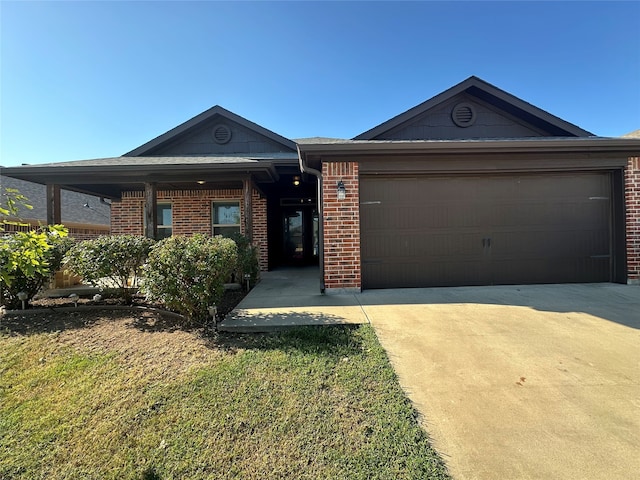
626 157 640 284
111 188 268 271
322 162 361 292
252 190 268 271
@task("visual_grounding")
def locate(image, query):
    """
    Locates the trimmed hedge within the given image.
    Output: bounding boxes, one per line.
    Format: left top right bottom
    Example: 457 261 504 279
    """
65 235 155 303
141 234 238 324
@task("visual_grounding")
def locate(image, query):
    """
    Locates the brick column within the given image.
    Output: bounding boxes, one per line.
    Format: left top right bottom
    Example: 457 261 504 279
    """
625 157 640 284
252 189 268 271
322 161 361 293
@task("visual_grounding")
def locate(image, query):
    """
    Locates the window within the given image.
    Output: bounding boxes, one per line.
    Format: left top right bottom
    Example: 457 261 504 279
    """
212 201 241 237
157 203 172 239
145 203 172 239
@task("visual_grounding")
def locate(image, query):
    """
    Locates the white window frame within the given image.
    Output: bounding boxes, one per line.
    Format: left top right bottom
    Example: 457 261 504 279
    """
212 200 241 237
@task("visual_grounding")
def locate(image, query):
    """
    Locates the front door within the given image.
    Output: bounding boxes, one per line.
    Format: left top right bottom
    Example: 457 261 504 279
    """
282 207 319 265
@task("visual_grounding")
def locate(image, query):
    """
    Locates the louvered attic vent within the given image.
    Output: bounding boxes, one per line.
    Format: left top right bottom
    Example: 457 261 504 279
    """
212 124 232 144
451 102 476 128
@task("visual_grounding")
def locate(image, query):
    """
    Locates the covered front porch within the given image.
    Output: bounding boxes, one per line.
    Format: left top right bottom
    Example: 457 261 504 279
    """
2 153 320 272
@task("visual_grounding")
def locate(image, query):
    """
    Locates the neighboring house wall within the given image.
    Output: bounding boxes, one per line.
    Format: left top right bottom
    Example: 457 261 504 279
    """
1 175 110 240
322 161 360 292
111 188 268 271
626 157 640 284
0 175 111 229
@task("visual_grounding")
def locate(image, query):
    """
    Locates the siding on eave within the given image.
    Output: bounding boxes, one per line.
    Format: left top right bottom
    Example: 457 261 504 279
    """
141 116 295 156
375 93 549 140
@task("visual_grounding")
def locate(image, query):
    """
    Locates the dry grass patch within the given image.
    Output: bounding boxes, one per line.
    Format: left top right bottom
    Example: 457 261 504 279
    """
1 310 450 480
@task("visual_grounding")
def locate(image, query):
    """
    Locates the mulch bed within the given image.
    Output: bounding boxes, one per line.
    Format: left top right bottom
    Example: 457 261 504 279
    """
1 289 248 337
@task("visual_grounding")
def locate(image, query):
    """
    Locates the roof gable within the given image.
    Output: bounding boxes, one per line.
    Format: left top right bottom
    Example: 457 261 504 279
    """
125 105 296 156
354 76 593 140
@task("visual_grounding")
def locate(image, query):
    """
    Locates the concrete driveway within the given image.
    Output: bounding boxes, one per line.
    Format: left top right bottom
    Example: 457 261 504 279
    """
362 283 640 480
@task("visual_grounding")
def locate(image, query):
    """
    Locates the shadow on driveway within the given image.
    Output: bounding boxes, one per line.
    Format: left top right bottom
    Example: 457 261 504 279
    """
358 282 640 329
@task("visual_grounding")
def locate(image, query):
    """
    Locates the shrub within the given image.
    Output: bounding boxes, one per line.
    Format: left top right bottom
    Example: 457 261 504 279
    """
0 227 71 309
65 235 155 303
229 232 259 288
141 234 238 324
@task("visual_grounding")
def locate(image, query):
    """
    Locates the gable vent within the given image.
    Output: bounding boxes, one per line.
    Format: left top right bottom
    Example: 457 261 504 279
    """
452 102 476 128
212 124 232 144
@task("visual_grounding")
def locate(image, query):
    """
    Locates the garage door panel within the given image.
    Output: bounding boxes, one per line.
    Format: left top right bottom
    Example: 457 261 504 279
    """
360 173 612 289
363 259 487 288
491 257 610 285
364 232 483 259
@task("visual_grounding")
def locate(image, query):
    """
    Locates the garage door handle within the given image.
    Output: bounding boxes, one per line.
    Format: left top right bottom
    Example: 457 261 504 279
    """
482 238 492 248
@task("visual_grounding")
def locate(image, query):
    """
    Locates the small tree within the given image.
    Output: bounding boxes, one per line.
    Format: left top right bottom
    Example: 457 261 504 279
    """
65 235 155 303
1 187 69 308
141 234 238 324
0 188 33 226
0 229 71 309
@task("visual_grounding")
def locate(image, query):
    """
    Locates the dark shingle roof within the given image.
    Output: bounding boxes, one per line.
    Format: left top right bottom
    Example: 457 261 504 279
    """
20 153 298 169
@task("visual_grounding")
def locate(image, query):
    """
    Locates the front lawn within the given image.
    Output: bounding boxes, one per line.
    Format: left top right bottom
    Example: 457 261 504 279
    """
0 310 449 479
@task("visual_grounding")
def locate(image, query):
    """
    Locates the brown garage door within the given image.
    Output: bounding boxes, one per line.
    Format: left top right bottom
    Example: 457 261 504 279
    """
360 173 612 289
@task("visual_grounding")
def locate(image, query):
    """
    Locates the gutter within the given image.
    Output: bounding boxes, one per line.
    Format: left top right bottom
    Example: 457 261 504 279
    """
297 145 325 294
297 137 640 157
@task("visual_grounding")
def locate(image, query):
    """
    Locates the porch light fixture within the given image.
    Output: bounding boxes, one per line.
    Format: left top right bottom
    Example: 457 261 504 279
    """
197 180 206 185
293 175 301 186
337 180 347 201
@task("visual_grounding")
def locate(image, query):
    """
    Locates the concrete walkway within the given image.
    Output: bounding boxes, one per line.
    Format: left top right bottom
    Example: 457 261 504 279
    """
219 267 368 332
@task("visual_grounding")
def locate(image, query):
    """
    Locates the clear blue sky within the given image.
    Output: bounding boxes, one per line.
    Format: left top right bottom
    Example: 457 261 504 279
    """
1 1 639 167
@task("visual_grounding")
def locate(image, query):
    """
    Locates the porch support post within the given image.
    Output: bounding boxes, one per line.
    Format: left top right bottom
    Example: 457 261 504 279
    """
243 176 253 241
144 182 157 239
46 184 62 225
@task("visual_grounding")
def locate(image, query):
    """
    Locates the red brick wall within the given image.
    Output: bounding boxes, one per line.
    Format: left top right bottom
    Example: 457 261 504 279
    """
626 157 640 284
111 188 268 271
110 191 144 235
322 161 361 292
252 190 268 271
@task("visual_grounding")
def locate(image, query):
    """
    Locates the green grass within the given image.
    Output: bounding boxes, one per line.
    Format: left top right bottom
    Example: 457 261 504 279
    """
1 317 450 479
